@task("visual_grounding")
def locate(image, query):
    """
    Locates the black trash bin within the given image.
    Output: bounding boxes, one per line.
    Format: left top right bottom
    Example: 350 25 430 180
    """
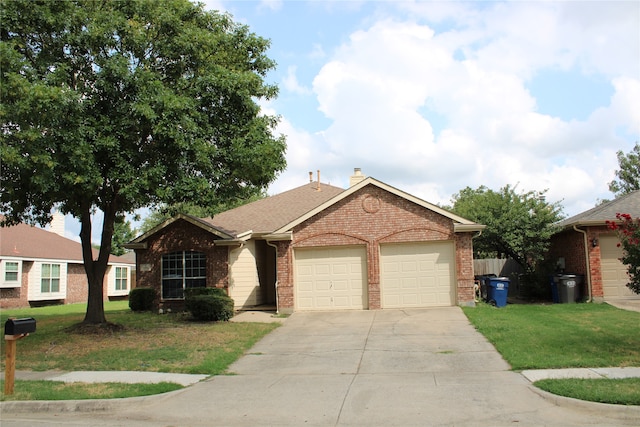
476 274 496 302
557 274 583 303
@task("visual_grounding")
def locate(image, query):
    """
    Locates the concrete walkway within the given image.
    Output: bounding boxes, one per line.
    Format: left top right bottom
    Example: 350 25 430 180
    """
6 365 640 386
2 308 639 427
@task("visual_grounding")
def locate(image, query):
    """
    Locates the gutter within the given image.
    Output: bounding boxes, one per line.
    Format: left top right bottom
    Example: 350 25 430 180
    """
573 225 593 302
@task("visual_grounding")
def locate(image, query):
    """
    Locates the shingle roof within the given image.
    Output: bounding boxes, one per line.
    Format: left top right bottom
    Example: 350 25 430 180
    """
0 221 134 264
203 182 345 235
557 190 640 228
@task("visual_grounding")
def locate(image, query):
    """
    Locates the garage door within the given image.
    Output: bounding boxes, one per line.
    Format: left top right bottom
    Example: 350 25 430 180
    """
601 234 638 299
295 246 367 310
380 242 455 308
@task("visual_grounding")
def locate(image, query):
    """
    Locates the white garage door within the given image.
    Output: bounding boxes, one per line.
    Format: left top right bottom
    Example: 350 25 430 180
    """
601 234 638 300
380 242 455 308
295 246 367 310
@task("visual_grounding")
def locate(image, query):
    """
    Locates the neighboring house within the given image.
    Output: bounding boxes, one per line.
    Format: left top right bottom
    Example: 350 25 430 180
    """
127 169 485 313
0 214 135 308
548 190 640 302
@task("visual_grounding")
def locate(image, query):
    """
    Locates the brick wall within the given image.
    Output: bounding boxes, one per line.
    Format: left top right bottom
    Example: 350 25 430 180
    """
549 225 612 301
274 185 476 310
135 219 228 311
65 263 89 304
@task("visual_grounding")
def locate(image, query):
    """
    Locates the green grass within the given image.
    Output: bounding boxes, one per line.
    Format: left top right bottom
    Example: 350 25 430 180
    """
463 302 640 405
534 378 640 406
462 302 640 370
0 380 182 401
0 301 279 400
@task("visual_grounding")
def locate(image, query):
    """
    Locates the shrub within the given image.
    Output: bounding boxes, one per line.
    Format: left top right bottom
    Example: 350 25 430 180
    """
185 292 234 322
129 288 155 312
184 287 228 298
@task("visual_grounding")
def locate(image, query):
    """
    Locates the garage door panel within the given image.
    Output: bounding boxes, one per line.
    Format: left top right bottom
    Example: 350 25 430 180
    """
295 246 367 311
381 242 455 308
601 235 638 299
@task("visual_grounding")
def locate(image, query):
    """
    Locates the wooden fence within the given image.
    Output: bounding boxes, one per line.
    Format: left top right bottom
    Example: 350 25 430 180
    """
473 258 524 296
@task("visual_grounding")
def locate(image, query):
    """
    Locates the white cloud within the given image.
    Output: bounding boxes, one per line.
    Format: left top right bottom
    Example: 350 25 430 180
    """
264 1 637 218
282 66 312 95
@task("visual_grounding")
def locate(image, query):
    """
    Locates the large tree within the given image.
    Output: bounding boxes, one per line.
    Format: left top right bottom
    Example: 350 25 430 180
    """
450 185 564 273
0 0 286 324
609 142 640 197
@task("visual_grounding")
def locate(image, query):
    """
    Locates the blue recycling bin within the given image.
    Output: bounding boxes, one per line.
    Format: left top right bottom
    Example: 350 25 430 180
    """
487 277 509 307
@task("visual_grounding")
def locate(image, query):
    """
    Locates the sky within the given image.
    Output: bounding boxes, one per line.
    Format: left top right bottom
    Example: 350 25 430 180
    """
60 0 640 243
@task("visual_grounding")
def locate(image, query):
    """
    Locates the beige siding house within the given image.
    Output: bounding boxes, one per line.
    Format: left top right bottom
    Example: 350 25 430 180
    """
0 216 134 308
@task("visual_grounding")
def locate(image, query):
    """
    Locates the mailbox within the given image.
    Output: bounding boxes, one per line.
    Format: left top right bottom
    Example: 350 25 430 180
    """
4 318 36 336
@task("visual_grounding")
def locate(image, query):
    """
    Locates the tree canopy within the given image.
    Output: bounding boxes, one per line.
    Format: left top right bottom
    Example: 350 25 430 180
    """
0 0 287 324
609 142 640 197
450 185 564 273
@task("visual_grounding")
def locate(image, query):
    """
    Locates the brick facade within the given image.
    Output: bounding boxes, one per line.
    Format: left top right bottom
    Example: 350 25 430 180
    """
548 225 613 301
135 185 478 313
135 219 229 312
273 186 476 311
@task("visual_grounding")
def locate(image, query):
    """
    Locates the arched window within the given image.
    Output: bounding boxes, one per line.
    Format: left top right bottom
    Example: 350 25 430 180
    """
161 251 206 299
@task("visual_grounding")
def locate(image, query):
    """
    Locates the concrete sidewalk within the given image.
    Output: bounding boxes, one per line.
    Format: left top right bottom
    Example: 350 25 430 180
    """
3 370 208 386
6 365 640 387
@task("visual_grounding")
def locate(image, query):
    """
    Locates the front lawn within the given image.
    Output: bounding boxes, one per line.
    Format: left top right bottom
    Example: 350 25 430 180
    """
462 302 640 405
462 302 640 370
0 302 279 401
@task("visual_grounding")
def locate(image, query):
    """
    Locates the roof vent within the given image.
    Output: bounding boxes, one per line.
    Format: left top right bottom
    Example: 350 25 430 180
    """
350 168 365 187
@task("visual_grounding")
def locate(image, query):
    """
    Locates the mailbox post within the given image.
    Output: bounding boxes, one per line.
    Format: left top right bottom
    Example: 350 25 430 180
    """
4 317 36 395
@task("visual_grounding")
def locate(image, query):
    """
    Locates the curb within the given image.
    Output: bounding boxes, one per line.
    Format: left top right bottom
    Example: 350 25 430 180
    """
0 385 186 414
528 384 640 421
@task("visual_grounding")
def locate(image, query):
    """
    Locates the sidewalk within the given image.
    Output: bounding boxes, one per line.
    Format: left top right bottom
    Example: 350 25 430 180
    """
522 366 640 382
5 366 640 386
1 370 208 386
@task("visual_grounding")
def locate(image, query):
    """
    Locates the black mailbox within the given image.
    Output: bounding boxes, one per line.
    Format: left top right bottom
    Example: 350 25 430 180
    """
4 318 36 335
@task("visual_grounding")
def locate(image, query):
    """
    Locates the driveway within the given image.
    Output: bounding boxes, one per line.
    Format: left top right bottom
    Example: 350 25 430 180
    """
3 308 637 426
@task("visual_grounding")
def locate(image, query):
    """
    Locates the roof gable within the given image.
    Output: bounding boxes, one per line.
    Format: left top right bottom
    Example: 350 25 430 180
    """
133 177 483 241
274 177 483 233
558 190 640 228
130 213 236 245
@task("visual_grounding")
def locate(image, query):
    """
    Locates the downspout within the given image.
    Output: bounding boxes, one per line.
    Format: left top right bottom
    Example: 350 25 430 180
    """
471 230 483 303
573 225 593 302
266 240 279 315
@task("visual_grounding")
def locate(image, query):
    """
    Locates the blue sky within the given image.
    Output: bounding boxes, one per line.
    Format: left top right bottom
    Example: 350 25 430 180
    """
61 0 640 242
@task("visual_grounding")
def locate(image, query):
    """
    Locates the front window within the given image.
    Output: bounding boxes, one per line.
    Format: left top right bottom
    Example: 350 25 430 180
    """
41 263 61 293
5 262 19 282
115 267 128 290
161 251 206 299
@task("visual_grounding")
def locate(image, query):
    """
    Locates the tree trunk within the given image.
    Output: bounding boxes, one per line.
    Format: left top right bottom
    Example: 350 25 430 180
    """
79 203 117 324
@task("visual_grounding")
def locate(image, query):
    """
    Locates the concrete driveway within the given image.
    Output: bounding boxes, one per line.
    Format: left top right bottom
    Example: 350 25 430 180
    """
3 308 638 426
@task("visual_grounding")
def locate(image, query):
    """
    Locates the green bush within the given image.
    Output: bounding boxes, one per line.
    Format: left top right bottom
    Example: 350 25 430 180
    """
184 287 228 298
129 288 156 312
185 294 234 322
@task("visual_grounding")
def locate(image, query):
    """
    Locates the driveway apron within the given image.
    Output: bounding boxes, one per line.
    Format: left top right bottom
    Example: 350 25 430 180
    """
5 308 636 426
